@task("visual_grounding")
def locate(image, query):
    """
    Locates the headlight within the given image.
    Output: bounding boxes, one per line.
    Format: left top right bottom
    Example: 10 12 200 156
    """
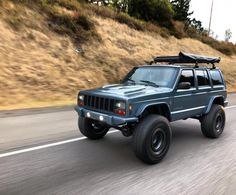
114 101 126 116
79 95 84 101
115 102 126 109
78 94 84 106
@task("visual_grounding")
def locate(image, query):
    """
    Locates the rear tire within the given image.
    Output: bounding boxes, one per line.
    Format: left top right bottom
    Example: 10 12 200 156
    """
132 115 172 164
201 105 226 138
79 117 109 140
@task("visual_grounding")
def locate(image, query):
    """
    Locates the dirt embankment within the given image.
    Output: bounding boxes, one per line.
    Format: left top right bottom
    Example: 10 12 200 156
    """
0 1 235 110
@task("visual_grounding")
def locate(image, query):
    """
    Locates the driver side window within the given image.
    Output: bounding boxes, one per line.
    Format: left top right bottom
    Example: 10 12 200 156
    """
179 70 195 88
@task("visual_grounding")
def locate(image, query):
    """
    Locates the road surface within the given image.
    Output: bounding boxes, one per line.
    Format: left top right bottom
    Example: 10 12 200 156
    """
0 94 236 194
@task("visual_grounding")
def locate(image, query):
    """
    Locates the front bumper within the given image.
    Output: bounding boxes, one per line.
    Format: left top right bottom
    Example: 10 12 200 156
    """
75 106 138 126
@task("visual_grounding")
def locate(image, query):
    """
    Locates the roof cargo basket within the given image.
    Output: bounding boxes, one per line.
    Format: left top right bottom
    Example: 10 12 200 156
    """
151 52 220 69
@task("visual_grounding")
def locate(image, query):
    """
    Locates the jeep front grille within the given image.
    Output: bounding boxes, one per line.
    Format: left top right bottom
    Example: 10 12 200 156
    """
84 95 115 112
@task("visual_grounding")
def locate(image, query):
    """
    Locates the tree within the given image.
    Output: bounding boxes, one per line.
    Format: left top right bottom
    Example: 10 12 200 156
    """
190 18 204 33
112 0 129 12
86 0 128 12
128 0 174 27
171 0 193 22
225 29 232 42
86 0 113 6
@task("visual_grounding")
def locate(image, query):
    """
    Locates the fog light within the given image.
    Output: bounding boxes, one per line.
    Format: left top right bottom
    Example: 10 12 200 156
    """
99 116 104 121
86 112 91 118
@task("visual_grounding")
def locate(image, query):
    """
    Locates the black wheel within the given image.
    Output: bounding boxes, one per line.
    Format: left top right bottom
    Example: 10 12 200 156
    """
201 105 226 138
79 117 109 140
133 115 172 164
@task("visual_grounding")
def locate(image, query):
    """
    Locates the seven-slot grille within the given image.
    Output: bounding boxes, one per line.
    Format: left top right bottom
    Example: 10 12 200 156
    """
84 95 115 112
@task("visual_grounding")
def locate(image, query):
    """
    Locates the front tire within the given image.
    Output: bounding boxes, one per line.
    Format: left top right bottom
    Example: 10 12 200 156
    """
79 117 109 140
133 115 172 164
201 105 226 138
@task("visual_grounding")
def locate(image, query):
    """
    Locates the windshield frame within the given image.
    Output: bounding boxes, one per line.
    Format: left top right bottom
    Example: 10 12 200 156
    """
122 66 179 88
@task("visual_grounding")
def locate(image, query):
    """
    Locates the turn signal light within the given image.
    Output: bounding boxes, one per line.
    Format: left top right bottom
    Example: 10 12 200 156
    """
115 109 126 116
78 101 84 106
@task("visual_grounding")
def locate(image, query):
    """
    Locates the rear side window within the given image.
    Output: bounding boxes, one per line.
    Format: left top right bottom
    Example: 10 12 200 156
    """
210 70 223 85
179 70 195 87
196 70 210 87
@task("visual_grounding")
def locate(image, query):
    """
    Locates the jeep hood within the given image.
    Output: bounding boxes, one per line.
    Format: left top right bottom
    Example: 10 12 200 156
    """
84 84 172 98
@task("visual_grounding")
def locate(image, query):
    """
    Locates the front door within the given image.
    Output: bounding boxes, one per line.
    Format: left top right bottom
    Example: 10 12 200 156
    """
172 69 203 120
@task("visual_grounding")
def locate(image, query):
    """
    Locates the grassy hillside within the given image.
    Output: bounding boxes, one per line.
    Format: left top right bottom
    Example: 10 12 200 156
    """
0 0 236 110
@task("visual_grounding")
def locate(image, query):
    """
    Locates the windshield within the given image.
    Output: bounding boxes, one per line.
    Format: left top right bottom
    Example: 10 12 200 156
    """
123 66 178 88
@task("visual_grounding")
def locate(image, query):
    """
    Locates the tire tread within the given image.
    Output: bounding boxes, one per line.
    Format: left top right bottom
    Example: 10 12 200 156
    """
133 114 171 164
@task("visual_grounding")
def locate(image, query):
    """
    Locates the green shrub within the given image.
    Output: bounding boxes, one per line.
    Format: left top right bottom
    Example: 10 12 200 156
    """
143 22 170 38
186 25 201 39
87 4 115 18
201 36 236 56
40 0 100 43
48 11 98 42
39 0 80 10
87 4 143 31
115 12 144 31
170 20 187 39
128 0 174 28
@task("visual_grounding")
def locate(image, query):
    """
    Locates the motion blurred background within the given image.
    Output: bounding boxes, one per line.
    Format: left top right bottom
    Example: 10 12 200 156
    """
0 0 235 110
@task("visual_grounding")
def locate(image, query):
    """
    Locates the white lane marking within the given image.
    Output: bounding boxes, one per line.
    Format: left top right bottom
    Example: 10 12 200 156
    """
1 105 236 159
225 105 236 110
0 130 119 158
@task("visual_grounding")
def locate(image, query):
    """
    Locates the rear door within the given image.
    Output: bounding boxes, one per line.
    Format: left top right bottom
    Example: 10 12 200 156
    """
194 69 212 109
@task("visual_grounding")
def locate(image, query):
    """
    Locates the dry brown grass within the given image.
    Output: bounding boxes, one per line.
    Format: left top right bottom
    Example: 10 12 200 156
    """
93 17 236 90
86 3 170 38
0 1 236 110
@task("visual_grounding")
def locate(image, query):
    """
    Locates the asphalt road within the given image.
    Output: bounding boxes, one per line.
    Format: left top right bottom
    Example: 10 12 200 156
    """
0 94 236 194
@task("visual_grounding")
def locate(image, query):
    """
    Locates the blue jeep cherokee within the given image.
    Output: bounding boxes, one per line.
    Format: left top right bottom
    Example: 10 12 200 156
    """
75 52 228 164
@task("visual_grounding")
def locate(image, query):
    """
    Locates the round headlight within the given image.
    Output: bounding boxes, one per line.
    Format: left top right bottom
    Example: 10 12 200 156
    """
116 102 121 108
115 101 126 109
79 95 84 101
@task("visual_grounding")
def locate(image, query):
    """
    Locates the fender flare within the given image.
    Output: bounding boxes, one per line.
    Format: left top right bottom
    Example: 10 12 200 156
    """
135 102 171 120
205 95 224 114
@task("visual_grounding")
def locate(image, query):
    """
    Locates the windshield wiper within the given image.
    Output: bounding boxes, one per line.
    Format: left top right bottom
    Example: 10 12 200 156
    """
127 78 135 82
126 78 136 84
139 80 159 87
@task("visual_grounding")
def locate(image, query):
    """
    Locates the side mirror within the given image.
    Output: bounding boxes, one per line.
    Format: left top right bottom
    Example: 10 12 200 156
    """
177 82 191 90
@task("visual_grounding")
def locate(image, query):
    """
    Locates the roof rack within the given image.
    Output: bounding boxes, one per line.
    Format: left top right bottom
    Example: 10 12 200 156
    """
151 52 221 69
